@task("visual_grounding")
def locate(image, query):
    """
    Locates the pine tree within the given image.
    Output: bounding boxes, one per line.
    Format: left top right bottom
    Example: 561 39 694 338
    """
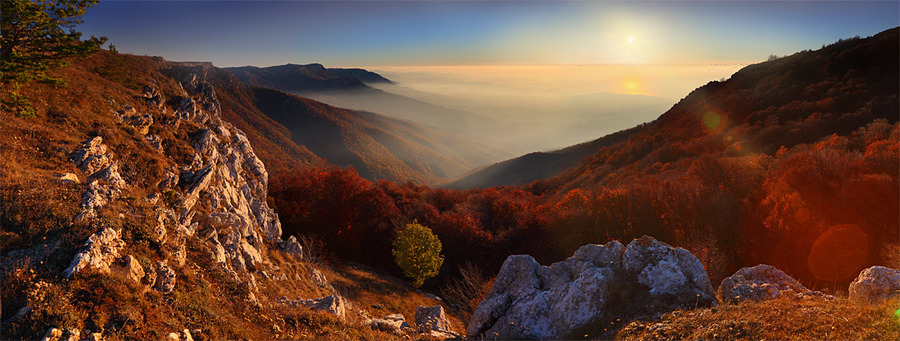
392 221 444 288
1 0 107 83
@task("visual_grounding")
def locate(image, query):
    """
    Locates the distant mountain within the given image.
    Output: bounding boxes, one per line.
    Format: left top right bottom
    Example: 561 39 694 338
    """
225 63 519 153
441 125 642 189
299 87 509 143
193 65 506 184
536 27 899 193
451 28 900 190
224 63 388 92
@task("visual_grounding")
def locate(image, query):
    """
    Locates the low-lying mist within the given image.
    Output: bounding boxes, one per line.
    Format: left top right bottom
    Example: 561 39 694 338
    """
299 64 744 155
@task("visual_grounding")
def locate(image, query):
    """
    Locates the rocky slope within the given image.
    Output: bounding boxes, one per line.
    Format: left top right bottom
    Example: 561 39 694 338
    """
0 52 466 340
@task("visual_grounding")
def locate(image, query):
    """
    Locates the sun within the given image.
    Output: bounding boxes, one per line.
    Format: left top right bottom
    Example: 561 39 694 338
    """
627 36 634 44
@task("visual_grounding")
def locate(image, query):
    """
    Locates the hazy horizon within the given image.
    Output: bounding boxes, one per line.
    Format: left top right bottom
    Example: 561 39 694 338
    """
80 1 898 67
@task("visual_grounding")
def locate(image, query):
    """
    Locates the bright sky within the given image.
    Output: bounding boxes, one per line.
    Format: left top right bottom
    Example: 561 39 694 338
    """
80 1 899 67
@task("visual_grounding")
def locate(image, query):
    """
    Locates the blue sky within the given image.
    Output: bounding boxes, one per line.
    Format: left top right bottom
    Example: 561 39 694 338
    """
80 1 900 67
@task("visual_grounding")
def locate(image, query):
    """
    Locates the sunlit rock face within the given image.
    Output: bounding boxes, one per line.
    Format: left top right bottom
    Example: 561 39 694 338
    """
849 266 900 303
718 264 812 304
467 236 716 340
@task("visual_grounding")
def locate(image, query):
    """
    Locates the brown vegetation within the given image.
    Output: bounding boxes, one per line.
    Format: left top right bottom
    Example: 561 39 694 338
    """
617 296 900 340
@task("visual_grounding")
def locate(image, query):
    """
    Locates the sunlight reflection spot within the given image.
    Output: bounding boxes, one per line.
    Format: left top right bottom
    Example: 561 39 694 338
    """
703 111 721 129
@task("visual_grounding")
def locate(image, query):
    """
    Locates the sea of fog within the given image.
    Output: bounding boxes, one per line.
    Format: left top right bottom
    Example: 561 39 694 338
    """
324 64 746 153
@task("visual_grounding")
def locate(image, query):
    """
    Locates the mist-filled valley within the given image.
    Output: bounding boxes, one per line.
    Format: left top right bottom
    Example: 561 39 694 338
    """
3 0 899 339
297 64 744 154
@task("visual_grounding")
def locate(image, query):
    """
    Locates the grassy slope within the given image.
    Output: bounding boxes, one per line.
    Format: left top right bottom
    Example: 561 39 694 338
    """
617 296 900 340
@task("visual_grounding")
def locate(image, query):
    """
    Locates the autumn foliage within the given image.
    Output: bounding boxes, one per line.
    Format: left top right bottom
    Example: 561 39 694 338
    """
271 29 899 290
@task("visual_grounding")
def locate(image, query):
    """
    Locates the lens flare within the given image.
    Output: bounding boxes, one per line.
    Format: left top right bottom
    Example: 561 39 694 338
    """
703 111 721 129
621 77 642 95
808 224 869 282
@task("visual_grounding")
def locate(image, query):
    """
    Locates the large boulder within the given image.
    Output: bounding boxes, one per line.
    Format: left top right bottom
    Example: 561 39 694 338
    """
718 264 810 304
849 266 900 303
467 236 716 340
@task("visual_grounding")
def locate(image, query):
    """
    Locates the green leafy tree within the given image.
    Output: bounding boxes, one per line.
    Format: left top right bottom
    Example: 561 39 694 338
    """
1 0 107 83
392 221 444 288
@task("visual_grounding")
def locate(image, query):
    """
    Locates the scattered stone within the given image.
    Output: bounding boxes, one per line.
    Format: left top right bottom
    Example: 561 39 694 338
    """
110 255 145 284
368 314 411 334
311 269 333 291
145 134 163 152
64 228 126 278
157 170 179 190
718 264 811 304
56 173 80 184
154 260 176 293
416 305 458 338
467 236 716 340
39 327 83 341
277 235 303 259
281 294 347 318
40 328 62 341
70 137 111 175
419 291 442 301
142 85 164 109
849 266 900 303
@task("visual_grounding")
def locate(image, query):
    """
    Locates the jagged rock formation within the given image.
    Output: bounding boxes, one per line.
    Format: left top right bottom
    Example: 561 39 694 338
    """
718 264 815 304
60 64 287 303
467 236 716 340
849 266 900 303
70 137 125 221
153 65 283 280
415 305 458 338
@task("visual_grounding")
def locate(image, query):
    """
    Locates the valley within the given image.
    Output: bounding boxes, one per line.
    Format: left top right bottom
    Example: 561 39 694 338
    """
1 0 898 339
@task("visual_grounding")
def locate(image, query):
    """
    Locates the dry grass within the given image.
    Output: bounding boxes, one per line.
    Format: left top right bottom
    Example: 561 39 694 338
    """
617 296 900 340
1 51 466 340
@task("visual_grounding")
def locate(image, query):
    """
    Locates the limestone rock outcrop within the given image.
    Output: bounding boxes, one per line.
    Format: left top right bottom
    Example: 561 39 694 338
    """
367 314 411 334
110 255 145 284
159 65 283 276
718 264 811 304
70 137 126 221
281 294 347 318
154 260 177 294
849 266 900 303
415 305 458 338
278 235 303 259
63 228 126 278
467 236 716 340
